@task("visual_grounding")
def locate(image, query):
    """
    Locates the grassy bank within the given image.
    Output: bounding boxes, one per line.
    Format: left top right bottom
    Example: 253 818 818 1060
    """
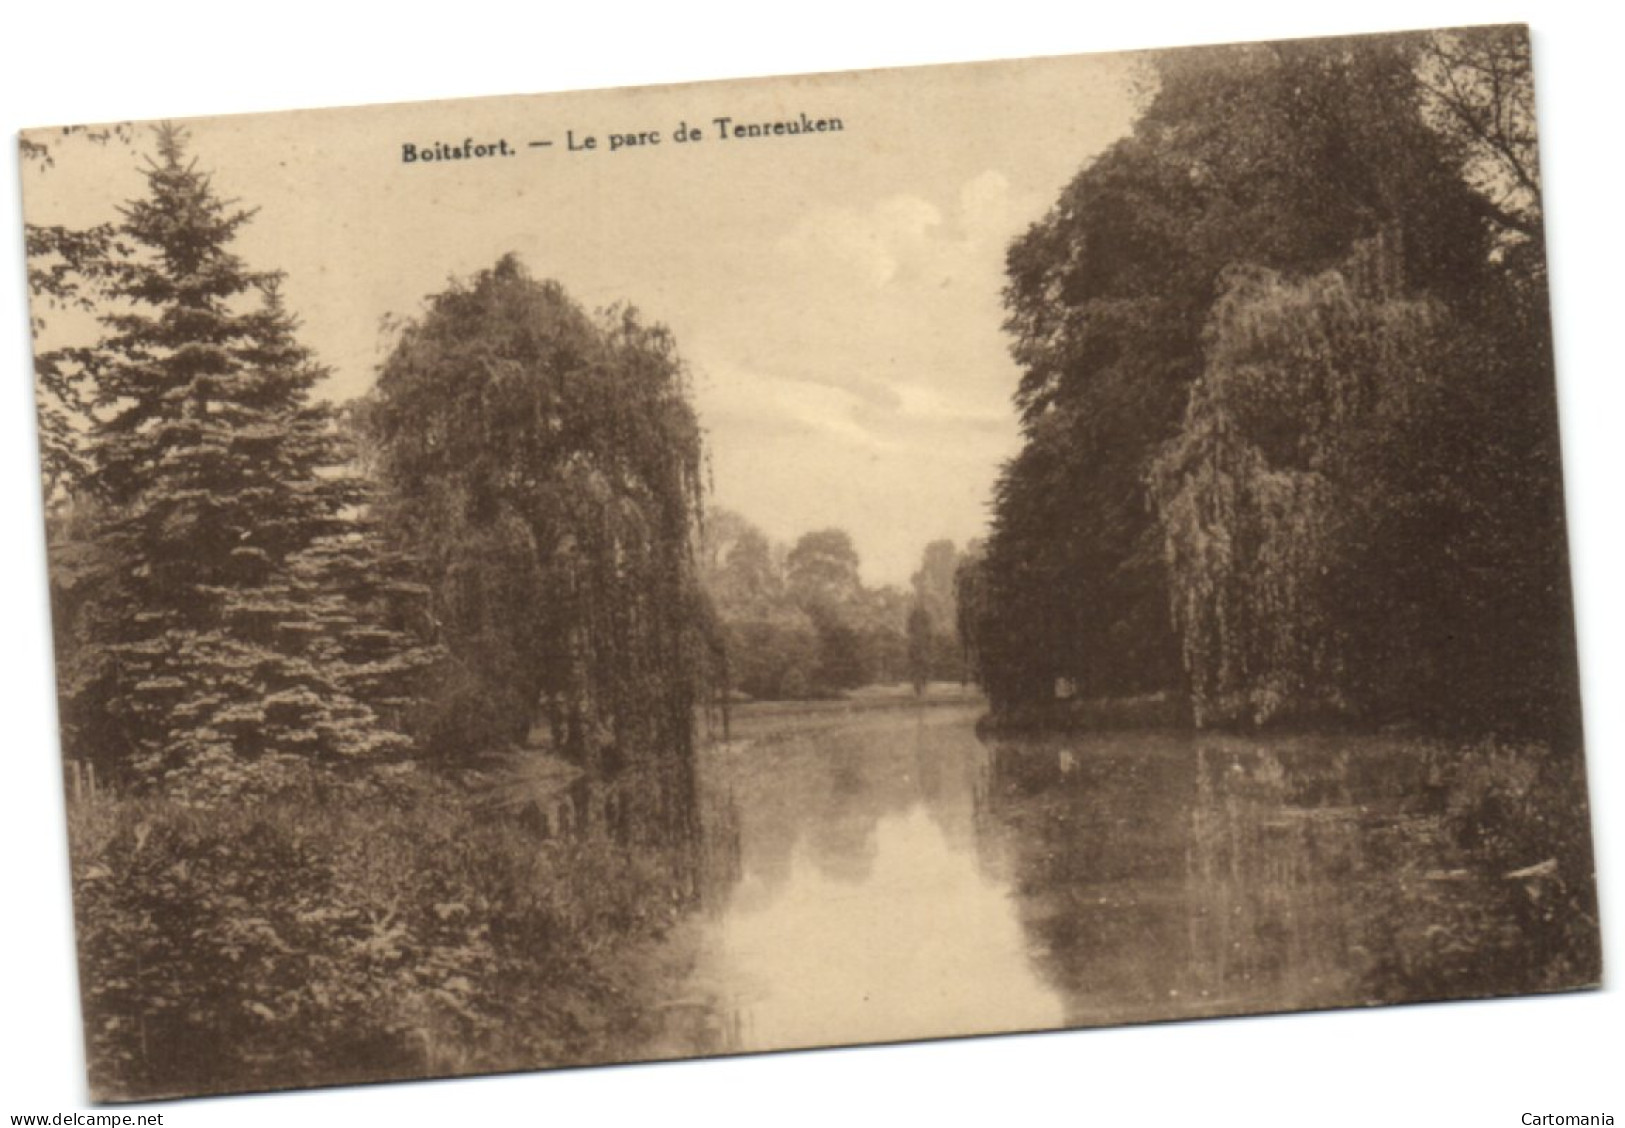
66 769 696 1101
716 682 984 730
975 692 1190 734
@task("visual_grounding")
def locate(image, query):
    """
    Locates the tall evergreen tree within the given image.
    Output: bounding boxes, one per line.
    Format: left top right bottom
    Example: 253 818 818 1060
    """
66 127 424 798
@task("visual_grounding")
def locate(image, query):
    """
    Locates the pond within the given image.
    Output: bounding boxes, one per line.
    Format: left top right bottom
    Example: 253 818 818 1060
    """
634 700 1588 1059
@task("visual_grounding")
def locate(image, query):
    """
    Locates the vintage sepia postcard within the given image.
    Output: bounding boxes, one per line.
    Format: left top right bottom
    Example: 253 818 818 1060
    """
16 23 1601 1105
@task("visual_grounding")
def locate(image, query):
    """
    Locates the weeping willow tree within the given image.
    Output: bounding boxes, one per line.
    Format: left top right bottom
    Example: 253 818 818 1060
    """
1148 258 1443 727
360 255 708 844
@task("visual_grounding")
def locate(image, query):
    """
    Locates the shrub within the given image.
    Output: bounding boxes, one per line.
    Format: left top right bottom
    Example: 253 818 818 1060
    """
68 772 689 1100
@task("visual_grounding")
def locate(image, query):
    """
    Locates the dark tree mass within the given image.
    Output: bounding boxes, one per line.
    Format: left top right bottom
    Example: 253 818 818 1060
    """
963 28 1577 742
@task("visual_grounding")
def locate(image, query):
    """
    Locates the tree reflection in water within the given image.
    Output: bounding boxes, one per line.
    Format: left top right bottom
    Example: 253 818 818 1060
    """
639 708 1595 1064
658 705 1063 1056
977 729 1597 1025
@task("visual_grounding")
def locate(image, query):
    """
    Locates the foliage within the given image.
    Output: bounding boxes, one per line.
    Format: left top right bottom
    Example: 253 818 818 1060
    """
698 511 957 700
908 540 966 682
780 528 885 689
1414 26 1541 242
1357 737 1601 1002
968 28 1577 740
1147 263 1442 726
701 509 785 616
35 149 719 1100
785 528 862 611
806 601 871 692
722 615 822 701
50 127 429 796
68 778 690 1100
22 124 137 500
25 221 124 499
361 256 708 842
906 604 934 695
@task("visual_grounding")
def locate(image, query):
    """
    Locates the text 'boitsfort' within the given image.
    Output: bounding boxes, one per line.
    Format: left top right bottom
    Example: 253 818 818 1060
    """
401 138 514 163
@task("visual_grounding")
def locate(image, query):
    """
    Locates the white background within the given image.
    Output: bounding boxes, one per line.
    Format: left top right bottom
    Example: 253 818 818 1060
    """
3 3 1619 1124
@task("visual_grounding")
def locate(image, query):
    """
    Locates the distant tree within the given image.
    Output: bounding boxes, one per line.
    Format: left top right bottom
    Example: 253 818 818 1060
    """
909 541 959 628
723 616 820 701
702 519 955 699
909 539 965 682
786 528 863 612
696 510 828 700
906 604 934 696
701 508 784 618
954 540 987 686
791 528 903 693
808 602 869 692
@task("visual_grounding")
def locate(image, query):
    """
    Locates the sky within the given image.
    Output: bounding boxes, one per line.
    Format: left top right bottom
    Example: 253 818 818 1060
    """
20 54 1143 586
5 4 1622 1125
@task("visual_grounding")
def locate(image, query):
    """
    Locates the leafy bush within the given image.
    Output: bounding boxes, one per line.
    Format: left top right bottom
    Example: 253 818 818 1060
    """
1437 740 1601 992
68 773 689 1100
1354 738 1601 1003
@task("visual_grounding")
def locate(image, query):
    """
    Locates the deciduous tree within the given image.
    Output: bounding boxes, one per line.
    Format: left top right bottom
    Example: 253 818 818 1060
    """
362 255 708 839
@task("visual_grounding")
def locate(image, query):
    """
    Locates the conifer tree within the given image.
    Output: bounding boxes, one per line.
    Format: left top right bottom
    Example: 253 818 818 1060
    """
69 126 427 797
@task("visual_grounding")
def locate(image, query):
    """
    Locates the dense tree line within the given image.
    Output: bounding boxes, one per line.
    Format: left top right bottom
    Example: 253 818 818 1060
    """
699 512 967 700
962 27 1577 740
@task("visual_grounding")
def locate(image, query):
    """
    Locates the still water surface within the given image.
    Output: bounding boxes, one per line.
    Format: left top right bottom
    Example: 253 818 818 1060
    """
645 701 1550 1057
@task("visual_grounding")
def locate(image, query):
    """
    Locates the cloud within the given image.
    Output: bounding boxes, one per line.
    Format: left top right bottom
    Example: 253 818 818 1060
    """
777 195 944 288
775 171 1014 294
712 170 1021 414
